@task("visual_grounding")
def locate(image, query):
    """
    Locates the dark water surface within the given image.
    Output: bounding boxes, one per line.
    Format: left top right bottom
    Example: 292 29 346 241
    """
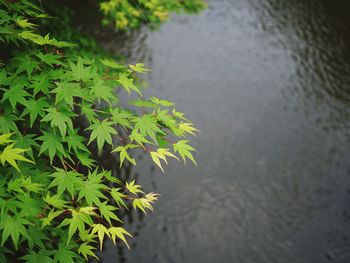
83 0 350 262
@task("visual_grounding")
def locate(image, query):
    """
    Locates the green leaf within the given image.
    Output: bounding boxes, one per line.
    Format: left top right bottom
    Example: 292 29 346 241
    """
41 209 63 228
111 144 138 167
59 209 93 244
150 148 178 172
0 143 34 171
150 96 174 107
130 99 157 108
173 140 197 165
49 168 83 197
51 82 82 108
86 119 117 152
132 192 159 214
78 243 98 260
133 114 163 143
129 129 152 147
0 112 20 133
91 224 110 251
69 57 94 82
0 214 30 250
118 72 140 95
41 107 74 137
16 19 36 29
53 243 78 263
109 108 133 129
89 79 115 104
129 63 150 73
64 129 89 154
22 97 49 127
100 58 124 69
0 133 14 145
78 170 108 206
20 250 53 263
13 133 37 160
125 180 143 195
76 152 96 168
43 193 68 209
36 52 62 67
110 188 127 208
98 201 122 225
178 122 198 136
37 131 66 163
13 54 40 76
29 72 51 96
27 226 49 250
80 102 98 124
109 227 132 249
2 84 30 108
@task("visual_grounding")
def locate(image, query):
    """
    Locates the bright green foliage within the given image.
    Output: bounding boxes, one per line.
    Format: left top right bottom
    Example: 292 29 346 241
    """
0 136 33 171
100 0 207 29
150 148 178 172
87 120 117 152
109 227 132 249
173 140 197 165
0 0 199 261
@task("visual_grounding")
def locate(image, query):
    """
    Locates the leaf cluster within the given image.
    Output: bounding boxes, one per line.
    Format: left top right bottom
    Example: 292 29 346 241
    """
0 0 199 261
100 0 207 29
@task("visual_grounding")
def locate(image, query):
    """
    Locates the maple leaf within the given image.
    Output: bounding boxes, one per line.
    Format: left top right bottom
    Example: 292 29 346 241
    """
100 58 124 69
13 54 40 76
150 148 178 172
49 168 83 197
29 72 51 96
0 214 31 249
69 57 94 82
90 224 110 251
53 243 78 263
109 227 132 249
41 107 74 137
78 170 108 206
0 143 34 171
37 131 67 163
2 84 30 108
78 243 98 260
0 112 20 133
64 129 89 154
173 140 197 165
97 201 122 225
89 79 115 104
20 250 53 263
22 97 49 127
110 188 127 208
0 133 14 145
109 108 133 129
35 52 62 67
51 81 81 108
129 63 150 73
111 144 138 167
133 114 164 143
86 119 117 152
125 180 144 195
132 192 159 213
59 210 93 244
118 72 141 95
43 193 68 209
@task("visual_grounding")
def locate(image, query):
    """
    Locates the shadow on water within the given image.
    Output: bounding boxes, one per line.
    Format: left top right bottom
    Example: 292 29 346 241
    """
61 0 350 262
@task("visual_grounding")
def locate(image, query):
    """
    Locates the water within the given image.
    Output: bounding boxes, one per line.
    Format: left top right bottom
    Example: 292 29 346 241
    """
79 0 350 262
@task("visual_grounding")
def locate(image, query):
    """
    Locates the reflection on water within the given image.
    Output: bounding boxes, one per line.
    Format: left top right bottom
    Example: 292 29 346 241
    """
76 0 350 262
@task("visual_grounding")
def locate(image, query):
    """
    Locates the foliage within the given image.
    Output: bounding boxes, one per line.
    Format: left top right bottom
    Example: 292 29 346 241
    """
100 0 207 29
0 0 200 261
